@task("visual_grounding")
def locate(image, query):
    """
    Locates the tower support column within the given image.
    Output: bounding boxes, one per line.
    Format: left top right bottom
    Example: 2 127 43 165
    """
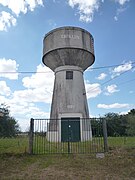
47 65 92 142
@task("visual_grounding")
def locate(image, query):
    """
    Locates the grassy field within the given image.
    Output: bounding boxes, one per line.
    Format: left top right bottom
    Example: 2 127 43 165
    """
0 136 135 179
108 136 135 149
0 136 29 154
0 136 135 154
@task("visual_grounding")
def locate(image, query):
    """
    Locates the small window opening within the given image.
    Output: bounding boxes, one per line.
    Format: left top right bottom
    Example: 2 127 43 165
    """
66 71 73 80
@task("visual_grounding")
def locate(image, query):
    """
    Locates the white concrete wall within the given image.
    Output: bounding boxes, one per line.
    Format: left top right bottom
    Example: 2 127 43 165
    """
50 66 89 120
81 131 92 141
47 113 92 142
46 131 59 142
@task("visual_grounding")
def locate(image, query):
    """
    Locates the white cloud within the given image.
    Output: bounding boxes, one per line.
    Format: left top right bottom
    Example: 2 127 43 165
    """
0 63 53 131
25 0 44 12
0 0 43 16
22 64 54 88
0 58 19 79
97 103 130 109
0 93 50 131
0 81 11 96
113 62 132 73
12 88 52 104
68 0 102 23
9 102 49 118
113 0 130 21
8 64 54 104
114 16 118 21
96 73 107 80
9 102 50 131
118 110 129 115
85 83 101 98
111 61 132 78
47 19 57 28
114 6 127 21
67 0 130 22
0 0 27 16
0 11 17 31
0 95 7 103
0 0 43 31
114 0 130 5
22 64 54 103
104 84 119 95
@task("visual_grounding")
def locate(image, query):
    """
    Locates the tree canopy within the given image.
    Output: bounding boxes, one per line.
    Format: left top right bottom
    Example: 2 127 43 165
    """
91 109 135 137
0 104 20 137
104 109 135 136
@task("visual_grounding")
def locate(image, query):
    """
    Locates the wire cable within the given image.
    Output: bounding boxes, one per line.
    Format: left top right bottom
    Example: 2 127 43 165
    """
0 61 134 74
87 61 135 70
116 78 135 86
0 71 52 74
86 65 135 93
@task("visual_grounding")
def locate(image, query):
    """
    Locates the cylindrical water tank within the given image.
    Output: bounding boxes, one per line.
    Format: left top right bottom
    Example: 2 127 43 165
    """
42 26 95 71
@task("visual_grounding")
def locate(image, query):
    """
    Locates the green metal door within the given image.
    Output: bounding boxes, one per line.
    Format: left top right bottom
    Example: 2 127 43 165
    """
61 118 80 142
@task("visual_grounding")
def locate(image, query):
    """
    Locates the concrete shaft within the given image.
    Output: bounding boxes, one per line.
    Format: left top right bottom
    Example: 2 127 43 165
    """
42 27 95 71
50 66 89 119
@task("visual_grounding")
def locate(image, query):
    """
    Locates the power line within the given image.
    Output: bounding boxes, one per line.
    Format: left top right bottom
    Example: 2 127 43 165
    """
0 61 134 74
87 61 135 70
0 71 52 74
117 78 135 86
86 65 135 93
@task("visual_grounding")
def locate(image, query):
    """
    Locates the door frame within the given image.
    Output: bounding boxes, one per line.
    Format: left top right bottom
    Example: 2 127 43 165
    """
58 113 83 142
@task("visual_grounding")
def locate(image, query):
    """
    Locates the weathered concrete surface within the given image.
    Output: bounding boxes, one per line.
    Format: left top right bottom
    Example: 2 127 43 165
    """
50 66 89 119
42 26 95 71
42 27 94 141
47 65 92 141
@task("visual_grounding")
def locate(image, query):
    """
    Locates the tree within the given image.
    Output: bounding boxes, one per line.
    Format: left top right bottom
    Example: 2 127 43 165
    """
103 113 127 136
126 109 135 136
102 110 135 137
0 104 20 137
91 118 103 137
128 109 135 116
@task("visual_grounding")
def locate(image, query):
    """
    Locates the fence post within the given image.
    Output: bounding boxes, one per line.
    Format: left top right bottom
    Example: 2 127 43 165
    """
68 119 70 154
102 118 108 152
29 118 34 154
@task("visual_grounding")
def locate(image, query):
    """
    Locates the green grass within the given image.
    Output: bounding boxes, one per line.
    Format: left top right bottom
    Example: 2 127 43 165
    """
33 136 135 154
33 136 104 154
0 149 135 179
108 136 135 148
0 136 135 179
0 136 28 154
0 136 135 155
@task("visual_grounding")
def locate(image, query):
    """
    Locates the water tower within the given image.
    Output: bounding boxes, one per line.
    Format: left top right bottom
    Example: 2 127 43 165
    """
42 27 95 142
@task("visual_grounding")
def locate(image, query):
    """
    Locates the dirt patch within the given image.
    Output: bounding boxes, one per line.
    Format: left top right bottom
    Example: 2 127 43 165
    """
0 149 135 179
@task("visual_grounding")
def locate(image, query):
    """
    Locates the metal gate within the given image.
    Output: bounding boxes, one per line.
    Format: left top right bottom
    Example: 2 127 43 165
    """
29 118 108 154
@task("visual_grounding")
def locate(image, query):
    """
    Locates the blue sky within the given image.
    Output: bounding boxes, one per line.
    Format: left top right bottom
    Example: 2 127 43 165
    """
0 0 135 131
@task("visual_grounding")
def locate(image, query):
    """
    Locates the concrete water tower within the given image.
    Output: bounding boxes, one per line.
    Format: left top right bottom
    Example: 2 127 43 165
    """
42 27 95 142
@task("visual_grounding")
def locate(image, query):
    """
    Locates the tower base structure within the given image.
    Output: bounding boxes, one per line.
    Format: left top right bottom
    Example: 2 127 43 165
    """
46 117 92 142
46 66 92 142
